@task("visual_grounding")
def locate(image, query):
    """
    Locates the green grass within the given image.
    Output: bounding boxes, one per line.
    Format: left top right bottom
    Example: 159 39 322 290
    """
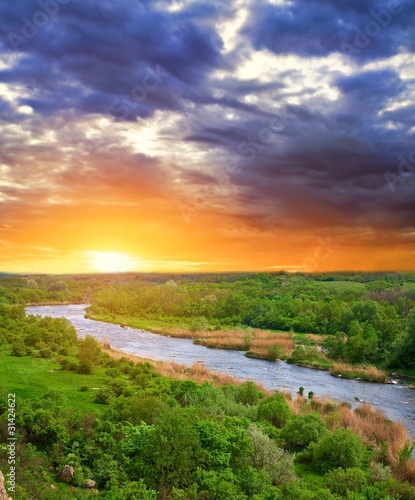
88 312 190 332
0 347 109 413
390 367 415 379
294 463 327 490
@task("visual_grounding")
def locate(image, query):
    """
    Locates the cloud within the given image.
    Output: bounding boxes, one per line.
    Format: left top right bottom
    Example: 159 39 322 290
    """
0 0 414 271
241 0 415 60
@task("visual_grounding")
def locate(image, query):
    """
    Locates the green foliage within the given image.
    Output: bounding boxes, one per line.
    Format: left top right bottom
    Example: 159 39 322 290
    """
257 392 292 428
0 279 415 499
94 388 113 404
247 423 297 485
235 381 261 406
77 359 94 375
311 427 366 472
102 480 157 499
140 410 204 496
281 413 326 447
325 467 367 496
83 271 415 369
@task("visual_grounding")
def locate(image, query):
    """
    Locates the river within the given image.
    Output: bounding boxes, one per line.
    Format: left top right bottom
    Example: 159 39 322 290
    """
27 304 415 438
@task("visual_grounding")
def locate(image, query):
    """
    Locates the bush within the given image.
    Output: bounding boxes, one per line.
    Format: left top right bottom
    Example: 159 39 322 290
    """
77 360 94 375
257 392 291 428
312 427 366 472
368 462 392 484
248 424 297 486
235 381 261 406
80 385 89 392
94 388 113 404
325 467 367 496
190 316 209 332
265 345 282 361
39 347 53 359
11 341 29 357
281 413 326 448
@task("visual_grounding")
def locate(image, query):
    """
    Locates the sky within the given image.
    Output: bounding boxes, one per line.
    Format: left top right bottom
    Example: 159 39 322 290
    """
0 0 414 274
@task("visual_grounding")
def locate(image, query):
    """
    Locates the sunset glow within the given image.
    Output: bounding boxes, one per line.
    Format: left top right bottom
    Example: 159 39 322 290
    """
0 1 414 273
87 252 139 274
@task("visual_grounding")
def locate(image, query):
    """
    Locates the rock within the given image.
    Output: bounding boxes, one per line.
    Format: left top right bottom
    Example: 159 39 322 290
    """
84 479 96 489
0 470 12 500
58 465 74 483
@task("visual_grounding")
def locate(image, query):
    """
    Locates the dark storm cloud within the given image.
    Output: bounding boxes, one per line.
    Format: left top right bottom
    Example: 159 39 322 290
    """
0 0 227 119
0 0 414 247
242 0 415 59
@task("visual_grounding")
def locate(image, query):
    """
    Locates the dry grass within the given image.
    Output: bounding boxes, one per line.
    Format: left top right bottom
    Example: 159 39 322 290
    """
191 329 295 359
306 334 327 343
101 343 270 390
330 362 387 383
325 402 415 484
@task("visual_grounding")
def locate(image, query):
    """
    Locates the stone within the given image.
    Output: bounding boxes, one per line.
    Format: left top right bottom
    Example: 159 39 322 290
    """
58 465 74 483
84 479 96 489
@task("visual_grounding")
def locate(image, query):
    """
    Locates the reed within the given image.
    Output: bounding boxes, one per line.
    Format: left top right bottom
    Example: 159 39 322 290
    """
100 343 269 389
333 402 415 484
330 362 387 383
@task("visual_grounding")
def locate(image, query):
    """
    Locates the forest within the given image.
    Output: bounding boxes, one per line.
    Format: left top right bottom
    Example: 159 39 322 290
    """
1 295 415 499
83 272 415 373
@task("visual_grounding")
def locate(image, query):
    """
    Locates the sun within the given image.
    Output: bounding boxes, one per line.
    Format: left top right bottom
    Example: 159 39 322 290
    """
87 251 137 273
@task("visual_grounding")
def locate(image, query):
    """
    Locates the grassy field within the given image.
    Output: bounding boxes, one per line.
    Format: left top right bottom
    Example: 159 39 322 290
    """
0 347 109 413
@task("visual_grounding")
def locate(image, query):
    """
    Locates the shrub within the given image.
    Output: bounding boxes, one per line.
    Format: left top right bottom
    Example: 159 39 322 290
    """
368 462 392 483
257 392 291 428
11 341 29 357
248 424 297 486
265 345 282 361
80 385 89 392
325 467 367 496
105 367 122 378
77 359 94 375
94 388 113 404
190 316 209 332
281 413 326 448
235 381 261 406
39 347 53 359
312 427 366 472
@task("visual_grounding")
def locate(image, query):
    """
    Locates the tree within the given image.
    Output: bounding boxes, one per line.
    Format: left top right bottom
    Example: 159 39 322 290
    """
281 413 326 448
257 392 291 428
235 381 261 406
142 410 204 497
399 308 415 368
247 424 297 485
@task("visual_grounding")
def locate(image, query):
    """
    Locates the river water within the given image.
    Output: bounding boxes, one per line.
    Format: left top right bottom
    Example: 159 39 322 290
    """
27 304 415 438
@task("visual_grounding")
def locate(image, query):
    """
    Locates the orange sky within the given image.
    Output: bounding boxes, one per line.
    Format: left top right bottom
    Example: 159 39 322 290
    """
1 182 413 273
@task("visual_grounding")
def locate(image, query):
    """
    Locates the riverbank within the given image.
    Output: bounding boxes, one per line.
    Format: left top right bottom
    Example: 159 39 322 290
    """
88 312 388 384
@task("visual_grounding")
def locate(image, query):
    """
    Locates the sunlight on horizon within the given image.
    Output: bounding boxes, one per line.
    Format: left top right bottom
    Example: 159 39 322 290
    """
86 251 142 273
